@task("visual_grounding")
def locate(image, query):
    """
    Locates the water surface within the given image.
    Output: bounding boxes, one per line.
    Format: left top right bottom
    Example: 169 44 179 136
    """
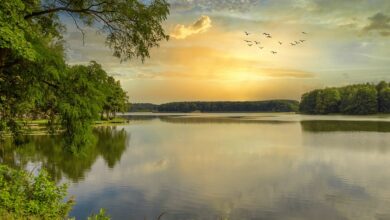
1 113 390 220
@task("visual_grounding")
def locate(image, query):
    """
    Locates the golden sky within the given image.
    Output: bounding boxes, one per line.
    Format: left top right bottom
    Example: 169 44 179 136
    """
65 0 390 103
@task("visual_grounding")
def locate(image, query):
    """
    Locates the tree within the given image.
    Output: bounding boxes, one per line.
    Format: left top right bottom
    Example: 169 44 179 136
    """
315 88 340 114
58 62 118 151
157 100 299 113
379 87 390 113
0 1 37 66
102 76 128 119
299 90 320 114
300 83 386 115
23 0 170 62
341 85 378 115
376 81 388 93
1 0 169 148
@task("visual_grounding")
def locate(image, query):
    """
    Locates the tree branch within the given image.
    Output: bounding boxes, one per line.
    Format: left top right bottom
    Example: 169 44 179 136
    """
24 2 111 20
66 12 86 45
41 79 60 90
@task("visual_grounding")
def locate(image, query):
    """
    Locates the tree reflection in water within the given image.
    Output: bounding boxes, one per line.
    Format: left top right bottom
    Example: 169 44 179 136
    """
0 126 129 182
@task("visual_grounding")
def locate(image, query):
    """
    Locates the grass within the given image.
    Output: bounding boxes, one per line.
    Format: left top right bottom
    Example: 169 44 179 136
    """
94 117 129 126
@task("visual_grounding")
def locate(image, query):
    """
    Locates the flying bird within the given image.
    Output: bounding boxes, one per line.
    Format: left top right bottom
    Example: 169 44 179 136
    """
300 40 306 43
263 33 269 36
266 35 272 38
302 32 307 34
278 41 283 45
244 40 252 43
245 31 250 35
254 41 260 44
271 51 277 54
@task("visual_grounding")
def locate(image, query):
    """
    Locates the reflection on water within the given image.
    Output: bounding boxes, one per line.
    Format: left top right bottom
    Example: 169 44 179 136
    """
301 120 390 132
0 127 129 182
1 114 390 219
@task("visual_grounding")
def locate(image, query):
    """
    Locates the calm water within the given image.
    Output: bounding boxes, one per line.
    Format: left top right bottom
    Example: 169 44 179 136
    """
2 113 390 220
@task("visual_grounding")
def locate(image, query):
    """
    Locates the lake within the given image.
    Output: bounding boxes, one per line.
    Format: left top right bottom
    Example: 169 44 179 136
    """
1 113 390 220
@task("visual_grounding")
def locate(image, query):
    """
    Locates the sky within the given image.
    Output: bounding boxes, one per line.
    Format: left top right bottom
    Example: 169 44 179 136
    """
64 0 390 103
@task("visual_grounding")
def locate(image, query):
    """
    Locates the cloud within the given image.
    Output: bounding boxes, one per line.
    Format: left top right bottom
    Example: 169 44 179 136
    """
170 15 212 39
262 68 315 78
363 12 390 36
131 46 315 80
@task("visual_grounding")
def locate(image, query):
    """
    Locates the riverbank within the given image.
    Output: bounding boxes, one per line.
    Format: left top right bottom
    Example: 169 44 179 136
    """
0 118 130 136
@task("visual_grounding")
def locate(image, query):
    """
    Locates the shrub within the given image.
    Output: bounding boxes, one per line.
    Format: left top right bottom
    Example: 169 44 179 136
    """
0 165 74 219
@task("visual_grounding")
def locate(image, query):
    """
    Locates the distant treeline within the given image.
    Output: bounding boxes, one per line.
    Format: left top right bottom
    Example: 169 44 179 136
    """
128 82 390 115
128 100 299 112
299 81 390 115
128 103 159 112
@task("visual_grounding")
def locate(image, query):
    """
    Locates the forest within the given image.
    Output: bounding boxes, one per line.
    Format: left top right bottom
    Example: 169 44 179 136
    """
156 100 299 112
128 103 159 112
129 100 299 112
129 82 390 115
299 81 390 115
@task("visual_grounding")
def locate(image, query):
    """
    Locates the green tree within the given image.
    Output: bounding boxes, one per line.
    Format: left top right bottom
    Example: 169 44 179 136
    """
379 87 390 113
1 0 169 148
315 88 340 114
23 0 170 61
299 90 320 114
341 85 378 115
376 81 388 93
102 77 128 119
300 83 387 115
0 1 37 65
58 62 111 151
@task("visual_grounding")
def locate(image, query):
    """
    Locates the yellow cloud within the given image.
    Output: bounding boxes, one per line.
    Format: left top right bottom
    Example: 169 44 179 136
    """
170 15 212 39
135 46 315 80
123 45 317 102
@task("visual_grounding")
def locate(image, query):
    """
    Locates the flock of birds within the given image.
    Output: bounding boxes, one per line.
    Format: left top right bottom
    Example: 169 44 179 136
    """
243 31 308 55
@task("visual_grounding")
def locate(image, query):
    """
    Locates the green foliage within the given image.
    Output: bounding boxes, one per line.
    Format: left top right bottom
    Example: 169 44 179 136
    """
128 100 299 113
102 76 128 119
0 165 74 219
157 100 299 112
379 88 390 113
58 62 107 151
347 86 377 114
128 103 159 112
0 0 36 62
299 82 387 115
314 88 340 114
24 0 170 61
378 82 390 113
87 209 111 220
299 90 319 114
0 0 165 150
